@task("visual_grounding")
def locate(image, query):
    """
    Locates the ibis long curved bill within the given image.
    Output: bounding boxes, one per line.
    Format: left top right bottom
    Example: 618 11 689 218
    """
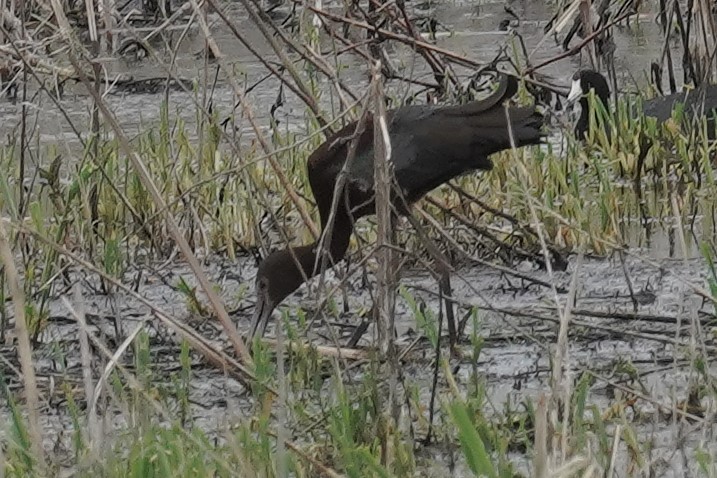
248 295 272 343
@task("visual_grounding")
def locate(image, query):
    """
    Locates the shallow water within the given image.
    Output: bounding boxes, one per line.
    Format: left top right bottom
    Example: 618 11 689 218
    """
0 0 686 148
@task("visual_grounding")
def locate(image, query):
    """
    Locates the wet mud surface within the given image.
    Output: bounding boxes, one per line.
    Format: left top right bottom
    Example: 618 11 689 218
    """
4 245 714 476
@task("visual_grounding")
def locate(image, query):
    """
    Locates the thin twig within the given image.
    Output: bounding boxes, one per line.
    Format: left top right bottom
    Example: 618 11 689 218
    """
0 220 45 469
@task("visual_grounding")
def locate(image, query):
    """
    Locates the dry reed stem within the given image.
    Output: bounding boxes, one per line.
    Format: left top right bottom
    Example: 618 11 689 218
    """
525 7 638 74
0 219 45 468
300 2 484 69
307 91 372 357
96 14 284 252
100 0 116 54
414 201 707 426
90 85 253 360
140 2 194 44
245 0 358 114
88 319 146 418
430 289 712 424
458 301 717 353
579 0 598 69
60 285 100 449
0 6 75 78
210 0 339 129
551 456 594 477
691 0 717 82
504 105 583 470
189 0 358 360
84 0 98 42
581 367 705 423
259 336 369 360
529 0 581 59
236 0 329 124
0 434 5 476
104 10 360 249
554 253 581 465
437 239 706 445
277 439 343 478
607 424 621 477
371 60 394 356
533 394 548 478
370 60 402 438
276 310 288 478
423 194 554 268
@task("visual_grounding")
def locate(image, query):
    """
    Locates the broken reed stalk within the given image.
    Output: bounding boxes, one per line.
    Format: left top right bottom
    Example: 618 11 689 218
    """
578 0 597 70
275 311 289 478
690 0 717 83
61 286 101 449
525 7 638 74
0 220 45 469
370 61 402 441
371 61 394 356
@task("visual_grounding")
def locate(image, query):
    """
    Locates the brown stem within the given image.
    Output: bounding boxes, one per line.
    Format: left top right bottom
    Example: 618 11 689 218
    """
525 8 638 75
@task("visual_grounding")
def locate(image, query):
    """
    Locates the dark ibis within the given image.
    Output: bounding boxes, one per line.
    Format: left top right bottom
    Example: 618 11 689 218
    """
249 74 545 341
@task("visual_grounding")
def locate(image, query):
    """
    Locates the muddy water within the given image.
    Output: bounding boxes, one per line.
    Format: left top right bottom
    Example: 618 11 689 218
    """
0 0 683 149
29 251 717 476
3 0 717 476
2 0 704 260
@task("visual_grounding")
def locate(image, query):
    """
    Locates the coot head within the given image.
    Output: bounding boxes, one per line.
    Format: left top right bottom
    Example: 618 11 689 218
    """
567 69 610 106
567 69 611 137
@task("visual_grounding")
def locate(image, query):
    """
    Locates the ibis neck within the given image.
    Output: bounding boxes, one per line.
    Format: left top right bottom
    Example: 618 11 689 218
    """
305 225 353 282
272 214 354 306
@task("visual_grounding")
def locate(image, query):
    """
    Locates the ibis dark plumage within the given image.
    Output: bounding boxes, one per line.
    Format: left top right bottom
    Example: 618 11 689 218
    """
567 68 717 138
249 74 545 341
